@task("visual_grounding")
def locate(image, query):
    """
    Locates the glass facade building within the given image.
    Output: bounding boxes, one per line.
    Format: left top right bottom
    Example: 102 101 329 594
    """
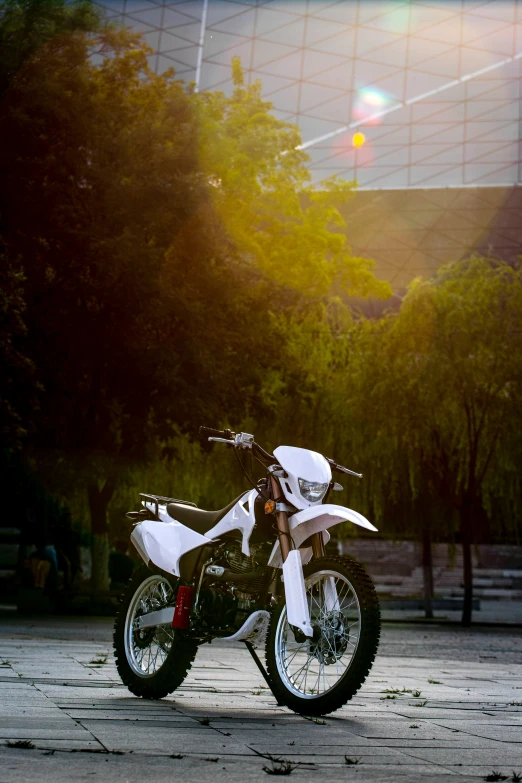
96 0 522 188
94 1 522 285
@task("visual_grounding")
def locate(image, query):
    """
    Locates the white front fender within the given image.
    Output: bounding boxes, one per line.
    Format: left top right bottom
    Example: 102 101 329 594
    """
268 504 377 568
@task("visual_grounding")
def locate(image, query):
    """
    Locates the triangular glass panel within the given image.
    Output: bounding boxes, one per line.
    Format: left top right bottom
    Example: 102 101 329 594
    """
159 31 198 52
199 62 233 90
205 29 251 58
257 50 304 79
308 60 353 91
259 19 306 47
207 41 253 67
305 18 349 45
166 22 201 44
206 0 255 25
163 8 201 28
411 49 460 81
356 27 403 58
254 7 302 37
299 82 347 112
311 2 358 25
269 83 302 113
310 29 356 59
302 50 347 79
210 9 256 36
127 8 165 27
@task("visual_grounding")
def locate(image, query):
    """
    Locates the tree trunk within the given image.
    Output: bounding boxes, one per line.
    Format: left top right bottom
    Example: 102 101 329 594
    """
88 480 116 593
460 502 474 626
422 522 434 619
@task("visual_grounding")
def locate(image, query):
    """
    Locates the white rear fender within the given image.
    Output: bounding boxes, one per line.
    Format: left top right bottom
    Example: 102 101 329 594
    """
268 504 377 568
131 516 213 577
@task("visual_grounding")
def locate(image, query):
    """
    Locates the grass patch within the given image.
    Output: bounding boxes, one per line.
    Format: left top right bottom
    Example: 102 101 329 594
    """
7 740 34 749
344 756 361 765
198 717 211 726
428 679 441 684
484 773 508 781
89 654 108 665
170 754 184 759
263 759 297 776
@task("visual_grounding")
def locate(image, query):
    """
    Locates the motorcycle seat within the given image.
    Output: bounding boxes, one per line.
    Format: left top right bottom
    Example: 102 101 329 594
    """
166 494 244 536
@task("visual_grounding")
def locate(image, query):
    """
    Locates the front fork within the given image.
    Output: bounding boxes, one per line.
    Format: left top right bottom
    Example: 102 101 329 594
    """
269 473 317 638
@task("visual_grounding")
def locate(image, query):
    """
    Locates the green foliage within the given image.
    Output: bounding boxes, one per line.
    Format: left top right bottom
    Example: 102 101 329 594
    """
384 257 522 520
195 57 391 300
0 0 102 96
0 247 38 448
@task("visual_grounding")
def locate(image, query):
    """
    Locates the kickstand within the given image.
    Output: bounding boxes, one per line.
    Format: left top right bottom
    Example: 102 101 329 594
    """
243 641 285 706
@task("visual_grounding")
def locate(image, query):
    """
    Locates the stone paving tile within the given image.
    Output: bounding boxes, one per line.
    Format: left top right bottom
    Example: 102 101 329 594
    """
403 747 522 765
0 728 95 740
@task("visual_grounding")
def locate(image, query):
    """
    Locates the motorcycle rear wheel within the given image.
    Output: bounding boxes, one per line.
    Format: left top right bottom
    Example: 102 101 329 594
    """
113 565 198 699
265 556 380 716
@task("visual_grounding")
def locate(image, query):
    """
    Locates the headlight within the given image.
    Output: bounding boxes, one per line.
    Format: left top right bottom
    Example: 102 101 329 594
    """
298 478 328 503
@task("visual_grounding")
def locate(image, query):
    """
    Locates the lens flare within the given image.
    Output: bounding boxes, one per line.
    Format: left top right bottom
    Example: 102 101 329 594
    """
333 133 373 167
361 88 387 107
352 87 393 125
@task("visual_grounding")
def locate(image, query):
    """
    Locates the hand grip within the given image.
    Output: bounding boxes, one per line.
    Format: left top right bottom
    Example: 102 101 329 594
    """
199 426 231 439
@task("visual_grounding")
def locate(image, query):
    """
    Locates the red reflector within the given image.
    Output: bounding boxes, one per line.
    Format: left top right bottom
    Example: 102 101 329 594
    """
172 586 194 629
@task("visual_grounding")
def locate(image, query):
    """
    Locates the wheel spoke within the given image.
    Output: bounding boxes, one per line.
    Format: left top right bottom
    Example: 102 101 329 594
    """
275 568 363 700
124 575 176 678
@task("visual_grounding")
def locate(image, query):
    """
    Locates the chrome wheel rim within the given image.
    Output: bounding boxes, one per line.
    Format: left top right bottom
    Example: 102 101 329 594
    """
275 569 361 699
124 575 175 678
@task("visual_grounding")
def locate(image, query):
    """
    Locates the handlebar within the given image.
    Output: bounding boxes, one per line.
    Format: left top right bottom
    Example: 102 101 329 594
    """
199 426 277 465
325 457 363 479
199 427 361 477
253 441 277 465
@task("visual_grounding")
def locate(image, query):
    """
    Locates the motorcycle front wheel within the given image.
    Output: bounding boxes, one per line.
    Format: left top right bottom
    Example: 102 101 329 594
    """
113 566 198 699
265 556 380 716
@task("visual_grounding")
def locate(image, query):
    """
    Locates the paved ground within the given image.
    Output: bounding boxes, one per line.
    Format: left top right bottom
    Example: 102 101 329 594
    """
0 617 521 782
381 600 522 625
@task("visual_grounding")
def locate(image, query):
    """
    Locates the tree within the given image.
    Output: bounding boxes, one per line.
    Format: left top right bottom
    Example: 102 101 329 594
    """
0 244 38 450
0 0 101 97
195 58 390 301
277 258 522 624
0 30 270 589
363 258 522 624
0 0 103 447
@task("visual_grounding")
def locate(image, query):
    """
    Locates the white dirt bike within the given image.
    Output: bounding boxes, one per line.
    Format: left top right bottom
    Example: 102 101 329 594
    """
113 427 380 716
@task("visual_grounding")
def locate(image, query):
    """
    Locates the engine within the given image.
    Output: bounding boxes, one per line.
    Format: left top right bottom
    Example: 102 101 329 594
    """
222 540 272 593
195 539 273 635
